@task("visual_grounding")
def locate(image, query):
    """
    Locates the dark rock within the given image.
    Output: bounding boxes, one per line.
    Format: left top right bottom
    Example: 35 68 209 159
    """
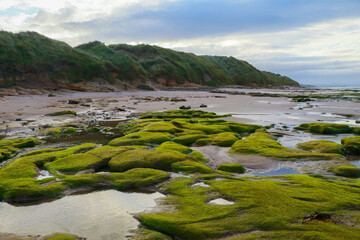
179 105 191 110
15 118 22 121
68 100 80 104
199 104 207 108
356 120 360 124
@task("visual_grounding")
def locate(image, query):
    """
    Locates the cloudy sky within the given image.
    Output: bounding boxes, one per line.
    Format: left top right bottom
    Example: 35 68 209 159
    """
0 0 359 86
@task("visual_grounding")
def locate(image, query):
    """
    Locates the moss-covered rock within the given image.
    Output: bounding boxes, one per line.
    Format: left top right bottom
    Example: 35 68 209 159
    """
217 163 246 173
108 149 189 172
143 121 182 133
295 123 352 134
352 127 360 134
109 131 174 146
331 165 360 178
341 136 360 155
230 130 341 160
171 160 214 173
172 134 209 146
211 132 239 147
154 141 192 154
45 110 77 116
296 140 343 154
137 175 360 239
37 127 77 136
0 138 40 161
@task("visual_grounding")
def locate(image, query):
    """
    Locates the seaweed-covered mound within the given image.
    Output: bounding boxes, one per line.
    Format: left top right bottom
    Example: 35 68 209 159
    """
341 136 360 155
294 123 353 134
230 130 342 160
0 138 40 162
296 140 343 154
137 175 360 239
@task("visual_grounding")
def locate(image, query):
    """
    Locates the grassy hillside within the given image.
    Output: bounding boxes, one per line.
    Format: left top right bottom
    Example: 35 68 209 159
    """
0 31 299 89
0 31 114 88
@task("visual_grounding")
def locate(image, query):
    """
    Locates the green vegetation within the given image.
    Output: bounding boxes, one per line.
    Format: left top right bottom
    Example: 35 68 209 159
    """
341 136 360 155
171 160 214 173
0 138 40 161
37 127 77 136
45 110 77 116
230 130 341 160
108 149 189 172
296 140 343 154
0 143 170 202
109 131 174 146
0 31 298 88
331 165 360 178
217 163 246 173
294 123 351 134
137 175 360 239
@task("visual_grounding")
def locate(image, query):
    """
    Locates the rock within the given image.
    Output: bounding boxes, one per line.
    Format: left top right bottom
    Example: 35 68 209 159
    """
15 118 22 121
356 120 360 124
48 93 56 97
179 105 191 110
199 104 207 108
68 100 80 104
114 107 126 111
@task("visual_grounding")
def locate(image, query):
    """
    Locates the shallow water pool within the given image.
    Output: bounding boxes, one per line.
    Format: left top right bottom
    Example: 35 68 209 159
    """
0 190 164 240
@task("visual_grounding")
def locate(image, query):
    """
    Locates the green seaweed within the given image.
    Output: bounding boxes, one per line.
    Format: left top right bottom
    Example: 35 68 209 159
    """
217 163 246 173
230 130 342 160
137 175 360 239
171 160 214 173
109 131 174 146
341 136 360 155
332 165 360 178
295 123 352 134
296 140 343 154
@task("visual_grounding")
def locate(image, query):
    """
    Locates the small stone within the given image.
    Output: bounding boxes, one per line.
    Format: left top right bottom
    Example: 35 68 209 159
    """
179 105 191 110
68 100 80 104
15 118 22 121
199 104 207 108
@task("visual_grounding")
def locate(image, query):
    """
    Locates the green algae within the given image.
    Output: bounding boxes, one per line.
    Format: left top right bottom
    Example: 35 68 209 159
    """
45 110 77 116
171 160 214 174
137 175 360 239
332 165 360 178
109 131 174 146
211 132 239 147
62 168 169 190
189 150 209 162
133 229 172 240
341 136 360 155
108 149 189 172
217 163 246 173
154 141 192 154
172 134 209 146
295 123 352 134
142 121 182 134
296 140 343 154
0 138 40 161
37 127 77 136
230 130 342 160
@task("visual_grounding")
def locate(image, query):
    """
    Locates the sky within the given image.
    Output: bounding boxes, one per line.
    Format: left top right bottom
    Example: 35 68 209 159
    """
0 0 359 86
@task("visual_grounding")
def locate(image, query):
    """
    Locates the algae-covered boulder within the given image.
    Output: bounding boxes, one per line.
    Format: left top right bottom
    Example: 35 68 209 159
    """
211 132 239 147
171 160 214 173
108 149 189 172
142 121 182 133
109 131 174 146
294 123 351 134
154 141 192 154
137 175 360 240
0 138 40 161
217 163 246 173
296 140 343 154
172 134 209 146
332 165 360 178
341 136 360 155
37 127 77 136
230 130 341 160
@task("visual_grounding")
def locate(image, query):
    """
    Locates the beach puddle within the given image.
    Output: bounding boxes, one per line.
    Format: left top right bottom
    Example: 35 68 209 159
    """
0 190 164 240
252 168 301 176
35 170 54 180
208 198 234 205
